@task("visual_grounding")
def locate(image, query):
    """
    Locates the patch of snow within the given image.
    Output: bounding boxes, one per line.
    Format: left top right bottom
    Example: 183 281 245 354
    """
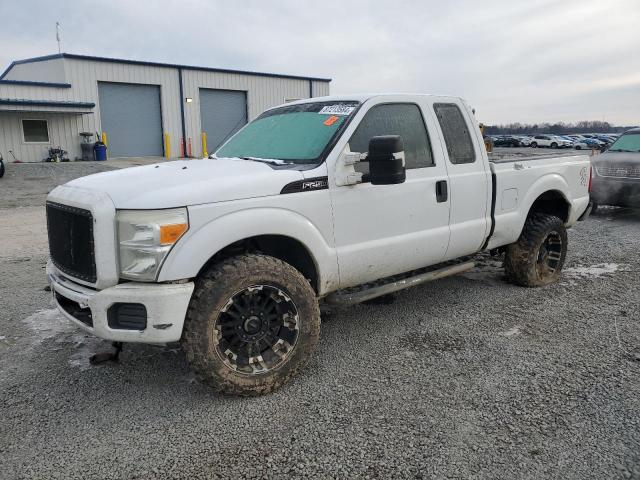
65 333 105 371
0 335 6 341
21 308 106 370
22 308 75 341
499 326 522 337
564 263 625 278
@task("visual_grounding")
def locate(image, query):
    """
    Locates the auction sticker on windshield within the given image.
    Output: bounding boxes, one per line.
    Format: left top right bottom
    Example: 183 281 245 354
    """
319 105 356 116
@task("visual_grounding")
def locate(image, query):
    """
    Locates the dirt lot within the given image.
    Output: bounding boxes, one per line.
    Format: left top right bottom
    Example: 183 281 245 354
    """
0 159 639 479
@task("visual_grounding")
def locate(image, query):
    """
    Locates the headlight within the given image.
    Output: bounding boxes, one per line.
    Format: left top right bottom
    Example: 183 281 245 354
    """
116 208 189 281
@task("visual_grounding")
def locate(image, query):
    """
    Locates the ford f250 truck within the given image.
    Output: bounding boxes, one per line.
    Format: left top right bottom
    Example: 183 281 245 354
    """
46 94 592 395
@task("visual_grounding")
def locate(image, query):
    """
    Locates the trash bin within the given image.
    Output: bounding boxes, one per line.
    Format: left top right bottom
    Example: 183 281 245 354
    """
79 132 95 161
94 143 107 161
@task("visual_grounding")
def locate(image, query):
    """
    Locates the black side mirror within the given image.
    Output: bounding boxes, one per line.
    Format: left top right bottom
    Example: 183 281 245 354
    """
366 135 406 185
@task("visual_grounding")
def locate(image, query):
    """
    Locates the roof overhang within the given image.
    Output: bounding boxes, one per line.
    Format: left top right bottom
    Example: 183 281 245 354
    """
1 52 332 83
0 98 94 114
0 79 71 88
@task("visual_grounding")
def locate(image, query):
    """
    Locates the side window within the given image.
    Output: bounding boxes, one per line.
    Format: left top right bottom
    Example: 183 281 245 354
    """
348 103 434 172
433 103 476 164
22 119 50 143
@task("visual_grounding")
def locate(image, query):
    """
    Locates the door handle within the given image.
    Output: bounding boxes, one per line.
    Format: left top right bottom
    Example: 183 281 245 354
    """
435 180 448 203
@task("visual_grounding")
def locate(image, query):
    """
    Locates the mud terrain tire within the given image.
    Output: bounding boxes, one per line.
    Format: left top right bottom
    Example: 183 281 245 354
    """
504 213 568 287
182 254 320 396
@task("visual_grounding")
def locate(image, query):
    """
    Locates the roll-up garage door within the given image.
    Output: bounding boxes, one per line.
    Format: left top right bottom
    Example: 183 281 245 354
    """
200 89 247 152
98 82 163 157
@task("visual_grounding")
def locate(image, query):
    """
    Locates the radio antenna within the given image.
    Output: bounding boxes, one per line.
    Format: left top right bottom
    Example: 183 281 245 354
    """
56 22 61 53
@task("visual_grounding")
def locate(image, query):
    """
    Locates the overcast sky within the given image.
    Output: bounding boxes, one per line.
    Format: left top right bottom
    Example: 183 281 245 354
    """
1 0 638 125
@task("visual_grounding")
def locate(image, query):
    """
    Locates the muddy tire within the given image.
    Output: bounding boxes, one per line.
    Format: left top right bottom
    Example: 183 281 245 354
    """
504 213 568 287
182 253 320 396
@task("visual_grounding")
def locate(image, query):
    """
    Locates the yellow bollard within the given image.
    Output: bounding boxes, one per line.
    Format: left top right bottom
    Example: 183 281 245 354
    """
164 133 171 159
201 132 208 158
101 132 107 147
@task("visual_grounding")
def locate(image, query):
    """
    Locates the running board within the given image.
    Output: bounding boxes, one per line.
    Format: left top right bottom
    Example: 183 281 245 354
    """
324 261 475 306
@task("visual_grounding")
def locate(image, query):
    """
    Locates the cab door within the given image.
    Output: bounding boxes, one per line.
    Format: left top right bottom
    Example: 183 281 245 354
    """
430 100 491 260
329 99 451 289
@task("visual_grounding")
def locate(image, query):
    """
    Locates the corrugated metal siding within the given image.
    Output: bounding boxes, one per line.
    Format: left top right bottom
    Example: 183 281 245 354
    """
2 58 67 83
312 80 330 97
0 56 331 161
0 112 85 162
64 58 182 158
182 70 325 157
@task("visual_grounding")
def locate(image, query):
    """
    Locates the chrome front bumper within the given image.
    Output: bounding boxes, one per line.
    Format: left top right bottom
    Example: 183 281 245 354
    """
47 261 194 344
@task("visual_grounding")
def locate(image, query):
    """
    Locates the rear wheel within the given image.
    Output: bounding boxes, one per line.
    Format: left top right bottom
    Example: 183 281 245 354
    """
504 213 568 287
182 254 320 396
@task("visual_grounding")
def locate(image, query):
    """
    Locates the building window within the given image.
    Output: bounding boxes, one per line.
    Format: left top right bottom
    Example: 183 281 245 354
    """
22 119 49 143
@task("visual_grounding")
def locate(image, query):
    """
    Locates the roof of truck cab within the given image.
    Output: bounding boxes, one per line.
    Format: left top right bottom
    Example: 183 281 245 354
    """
283 93 464 106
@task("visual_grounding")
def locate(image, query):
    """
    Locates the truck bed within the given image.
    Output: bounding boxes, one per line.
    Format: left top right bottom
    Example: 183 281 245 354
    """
487 153 591 250
489 151 589 164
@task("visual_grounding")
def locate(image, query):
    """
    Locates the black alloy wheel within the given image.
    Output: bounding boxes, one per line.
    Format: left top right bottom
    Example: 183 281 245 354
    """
214 285 300 375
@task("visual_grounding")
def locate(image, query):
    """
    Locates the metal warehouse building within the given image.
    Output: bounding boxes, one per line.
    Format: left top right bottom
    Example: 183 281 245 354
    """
0 53 331 162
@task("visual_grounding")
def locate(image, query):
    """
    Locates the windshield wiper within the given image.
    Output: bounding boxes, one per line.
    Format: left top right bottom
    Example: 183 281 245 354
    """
240 156 294 165
607 149 634 152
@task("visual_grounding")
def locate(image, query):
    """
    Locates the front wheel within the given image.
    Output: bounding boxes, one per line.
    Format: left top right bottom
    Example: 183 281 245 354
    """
504 213 568 287
530 142 537 148
182 253 320 396
550 142 558 149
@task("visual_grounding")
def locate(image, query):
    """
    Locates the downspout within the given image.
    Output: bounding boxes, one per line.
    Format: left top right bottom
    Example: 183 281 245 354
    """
178 67 187 158
308 79 313 98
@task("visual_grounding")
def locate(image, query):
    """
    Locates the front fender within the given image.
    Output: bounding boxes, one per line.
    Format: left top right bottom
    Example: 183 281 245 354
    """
158 206 339 296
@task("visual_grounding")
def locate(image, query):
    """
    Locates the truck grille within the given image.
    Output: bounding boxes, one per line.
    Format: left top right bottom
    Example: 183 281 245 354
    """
596 166 640 179
46 202 97 283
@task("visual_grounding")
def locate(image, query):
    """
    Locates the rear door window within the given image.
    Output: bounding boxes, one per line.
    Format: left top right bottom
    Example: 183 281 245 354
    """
433 103 476 164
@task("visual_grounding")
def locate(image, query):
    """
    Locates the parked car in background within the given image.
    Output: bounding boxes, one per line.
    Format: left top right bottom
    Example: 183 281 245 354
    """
570 135 606 147
516 135 532 146
594 135 616 147
568 135 604 150
492 135 522 147
591 127 640 212
530 135 573 149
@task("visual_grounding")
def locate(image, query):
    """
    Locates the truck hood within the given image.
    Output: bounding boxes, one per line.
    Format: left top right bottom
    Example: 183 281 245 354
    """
593 151 640 166
64 158 304 209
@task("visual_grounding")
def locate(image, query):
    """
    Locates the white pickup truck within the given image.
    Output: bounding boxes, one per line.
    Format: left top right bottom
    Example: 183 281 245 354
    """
46 94 592 395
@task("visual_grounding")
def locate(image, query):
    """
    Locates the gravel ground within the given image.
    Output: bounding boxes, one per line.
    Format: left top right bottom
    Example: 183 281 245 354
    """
0 161 639 479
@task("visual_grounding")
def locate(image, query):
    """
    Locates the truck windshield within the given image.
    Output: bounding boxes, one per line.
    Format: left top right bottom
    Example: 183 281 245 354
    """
608 133 640 152
216 101 359 164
